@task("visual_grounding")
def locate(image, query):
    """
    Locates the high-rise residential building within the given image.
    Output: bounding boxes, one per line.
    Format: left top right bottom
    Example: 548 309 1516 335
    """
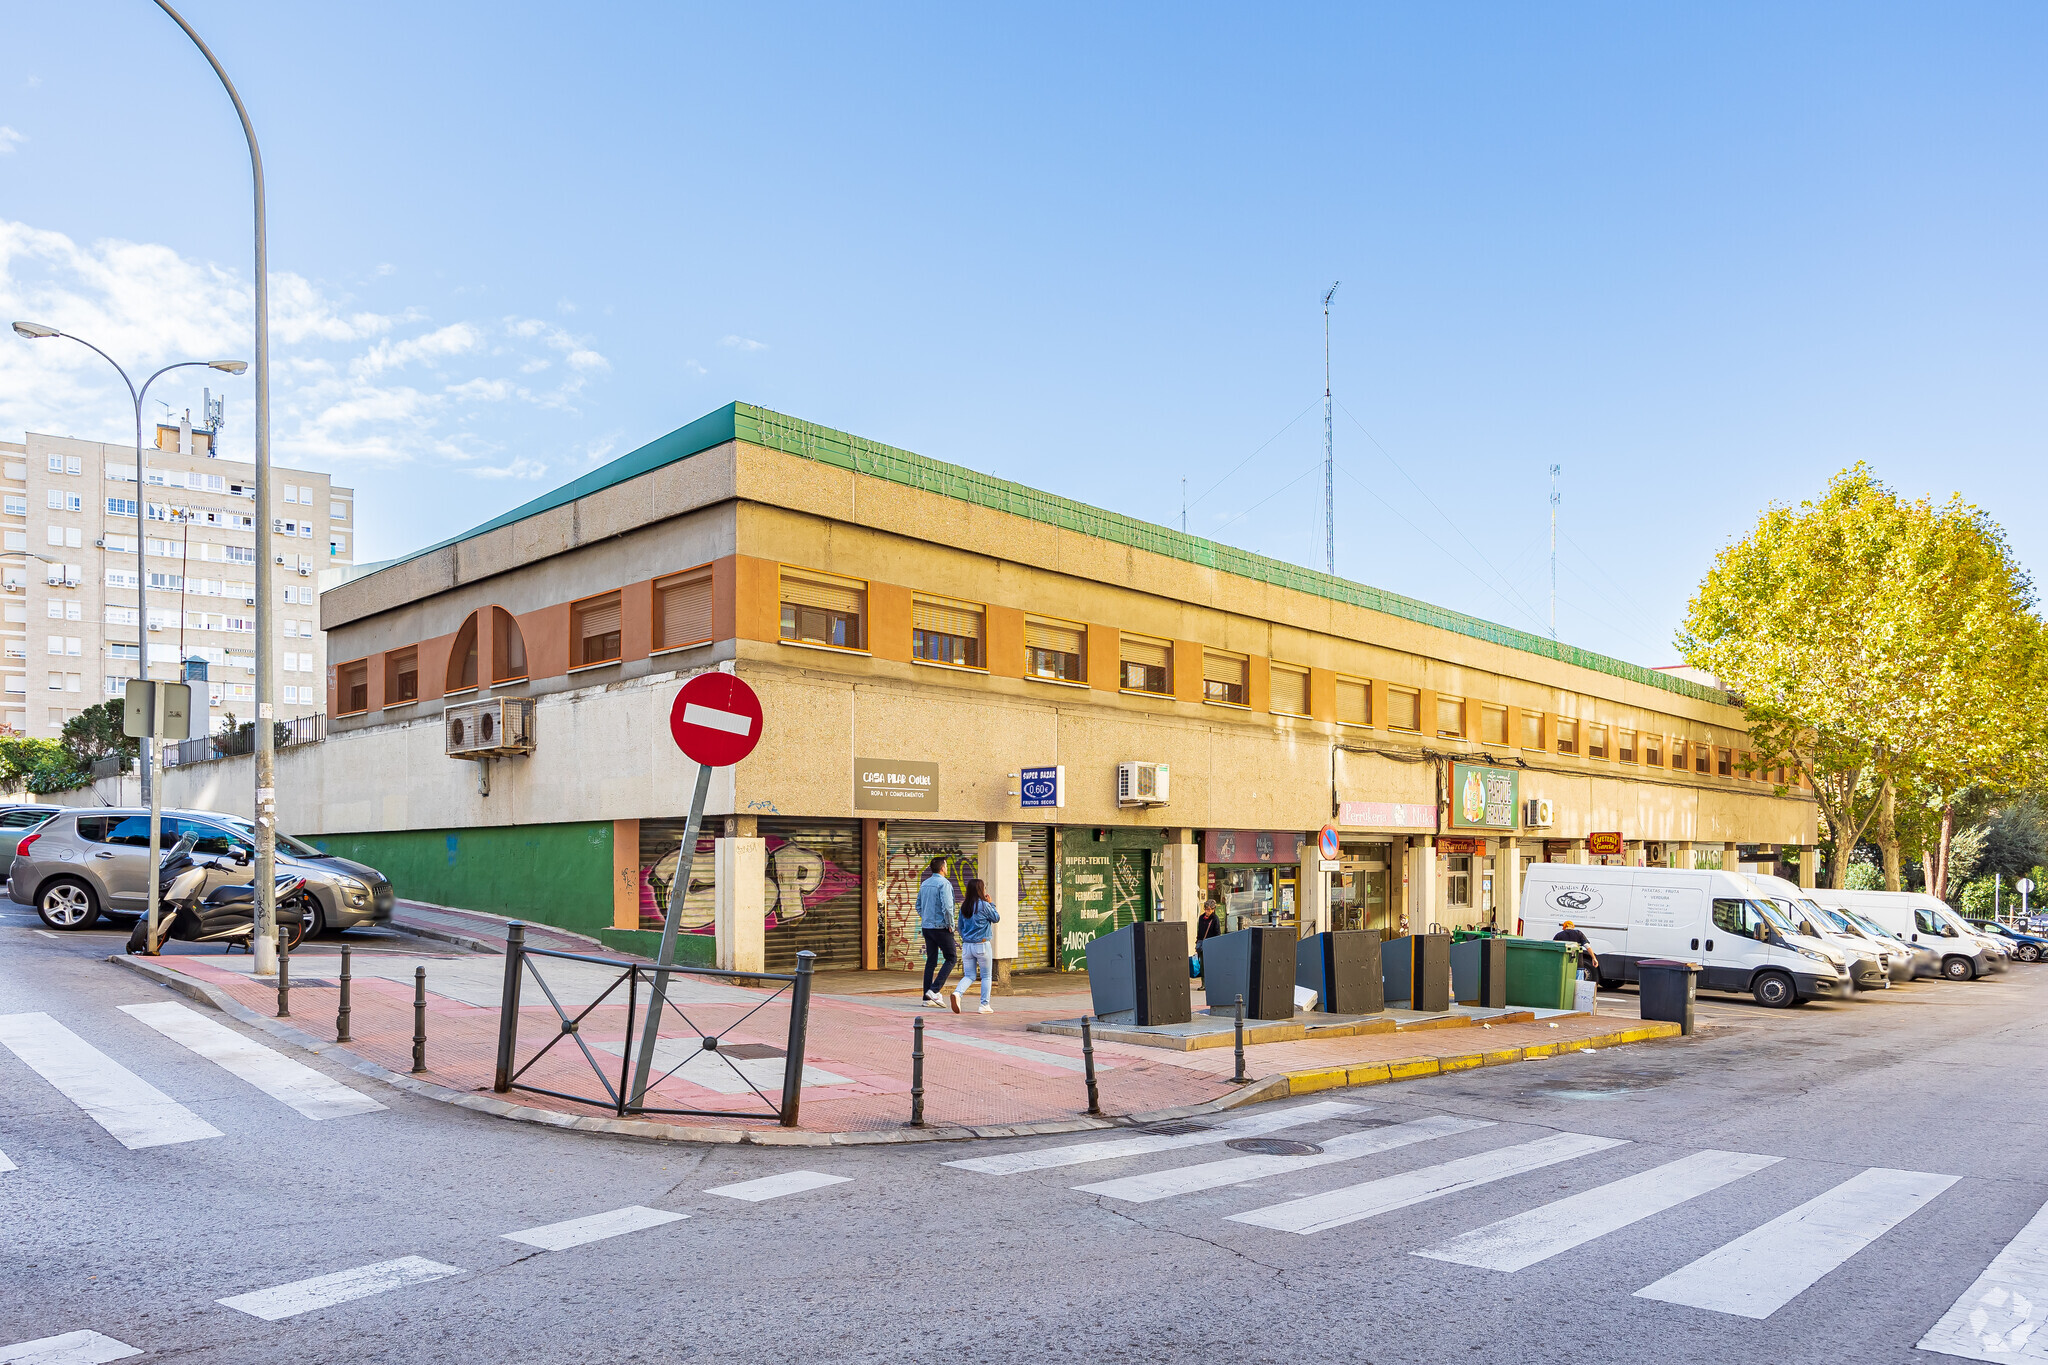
0 413 354 737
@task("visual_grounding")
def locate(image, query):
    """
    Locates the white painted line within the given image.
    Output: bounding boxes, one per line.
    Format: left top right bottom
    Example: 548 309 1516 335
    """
926 1030 1118 1073
1917 1194 2048 1359
0 1330 142 1364
706 1170 852 1202
1078 1114 1493 1203
945 1100 1365 1176
217 1256 465 1321
1634 1167 1956 1318
0 1012 221 1150
502 1205 687 1251
1416 1149 1783 1272
0 1147 14 1173
681 702 753 737
117 1001 385 1121
33 931 62 941
1230 1131 1628 1235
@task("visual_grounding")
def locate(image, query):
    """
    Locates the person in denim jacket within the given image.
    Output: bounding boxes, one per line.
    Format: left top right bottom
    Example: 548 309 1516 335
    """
951 877 1002 1014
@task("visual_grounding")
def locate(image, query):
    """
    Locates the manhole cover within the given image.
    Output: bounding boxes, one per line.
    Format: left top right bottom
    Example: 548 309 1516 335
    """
716 1043 786 1060
1226 1138 1322 1156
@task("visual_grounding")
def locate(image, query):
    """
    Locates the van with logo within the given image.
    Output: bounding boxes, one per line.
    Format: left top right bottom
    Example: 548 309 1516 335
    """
1521 863 1845 1009
1808 889 1996 981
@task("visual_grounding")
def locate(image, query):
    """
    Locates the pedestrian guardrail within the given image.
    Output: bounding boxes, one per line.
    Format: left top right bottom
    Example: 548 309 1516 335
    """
490 921 817 1127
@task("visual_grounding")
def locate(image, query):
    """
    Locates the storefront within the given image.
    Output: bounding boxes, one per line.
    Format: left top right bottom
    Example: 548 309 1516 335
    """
877 821 1055 972
1056 827 1164 970
1330 839 1394 936
637 816 866 972
1201 829 1304 934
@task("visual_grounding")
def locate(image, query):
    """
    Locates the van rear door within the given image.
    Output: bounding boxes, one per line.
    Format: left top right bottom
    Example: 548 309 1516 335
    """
1627 874 1706 981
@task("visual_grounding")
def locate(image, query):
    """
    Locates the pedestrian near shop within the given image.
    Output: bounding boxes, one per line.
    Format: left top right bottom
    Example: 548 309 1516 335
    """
918 857 959 1007
1553 919 1599 980
1197 901 1223 944
952 877 1001 1014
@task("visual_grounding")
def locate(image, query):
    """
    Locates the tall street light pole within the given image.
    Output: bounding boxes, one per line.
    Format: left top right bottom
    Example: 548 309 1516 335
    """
152 1 282 975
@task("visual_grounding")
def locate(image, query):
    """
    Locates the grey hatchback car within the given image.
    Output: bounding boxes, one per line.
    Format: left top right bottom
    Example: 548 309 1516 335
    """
11 807 394 942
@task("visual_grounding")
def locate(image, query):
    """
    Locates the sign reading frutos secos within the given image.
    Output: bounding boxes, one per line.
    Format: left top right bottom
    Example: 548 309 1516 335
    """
1448 762 1520 831
1020 765 1066 809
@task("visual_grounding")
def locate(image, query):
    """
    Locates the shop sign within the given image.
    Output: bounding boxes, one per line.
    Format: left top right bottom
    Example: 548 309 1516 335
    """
1545 840 1576 860
1436 836 1485 856
1020 765 1065 809
1337 800 1436 830
1587 831 1624 857
854 758 939 812
1447 763 1519 831
1201 829 1303 865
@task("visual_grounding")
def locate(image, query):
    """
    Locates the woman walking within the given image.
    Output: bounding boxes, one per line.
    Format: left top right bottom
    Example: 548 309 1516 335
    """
952 878 1002 1014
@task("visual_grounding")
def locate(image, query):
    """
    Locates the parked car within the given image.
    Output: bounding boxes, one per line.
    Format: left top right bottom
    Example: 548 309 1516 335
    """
1810 889 1996 980
10 807 393 943
0 804 58 883
1967 918 2047 963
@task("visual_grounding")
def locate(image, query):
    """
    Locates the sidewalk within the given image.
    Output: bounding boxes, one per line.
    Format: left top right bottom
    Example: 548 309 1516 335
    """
118 919 1681 1143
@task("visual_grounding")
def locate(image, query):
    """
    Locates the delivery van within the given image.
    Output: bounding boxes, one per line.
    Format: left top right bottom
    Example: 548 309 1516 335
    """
1522 863 1844 1008
1743 872 1891 988
1808 889 1996 981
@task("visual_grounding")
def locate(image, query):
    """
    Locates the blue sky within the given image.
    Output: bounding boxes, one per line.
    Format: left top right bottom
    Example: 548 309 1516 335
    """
4 2 2044 667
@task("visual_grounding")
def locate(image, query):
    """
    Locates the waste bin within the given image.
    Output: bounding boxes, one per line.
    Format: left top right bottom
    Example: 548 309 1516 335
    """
1203 926 1296 1020
1637 958 1699 1035
1450 936 1508 1008
1502 938 1579 1010
1297 930 1383 1015
1087 920 1192 1026
1385 933 1451 1012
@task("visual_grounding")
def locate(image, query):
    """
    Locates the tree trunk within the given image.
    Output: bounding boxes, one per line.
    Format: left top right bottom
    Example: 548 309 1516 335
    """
1932 804 1955 901
1880 783 1902 893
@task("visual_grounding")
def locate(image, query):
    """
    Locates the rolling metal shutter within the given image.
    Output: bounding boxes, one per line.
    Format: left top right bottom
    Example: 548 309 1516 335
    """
1120 636 1169 668
1025 619 1082 654
912 595 983 640
1335 677 1369 725
657 571 714 649
1202 651 1246 685
780 573 864 614
1271 666 1308 715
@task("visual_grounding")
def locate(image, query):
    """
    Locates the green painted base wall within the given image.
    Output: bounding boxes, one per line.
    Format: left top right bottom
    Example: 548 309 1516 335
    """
597 927 716 965
311 822 614 937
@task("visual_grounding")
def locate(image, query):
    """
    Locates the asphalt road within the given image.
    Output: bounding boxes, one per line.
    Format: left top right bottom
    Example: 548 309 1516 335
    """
2 909 2043 1365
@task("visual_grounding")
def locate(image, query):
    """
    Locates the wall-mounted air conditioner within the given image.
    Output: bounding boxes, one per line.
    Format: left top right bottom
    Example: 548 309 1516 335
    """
297 567 309 576
1523 797 1555 828
244 597 256 606
1117 760 1170 808
446 697 536 759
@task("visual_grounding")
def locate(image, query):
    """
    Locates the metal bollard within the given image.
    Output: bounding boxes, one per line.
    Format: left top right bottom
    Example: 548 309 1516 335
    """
1081 1015 1101 1115
1233 993 1247 1084
276 947 290 1019
910 1015 926 1127
412 966 427 1073
336 943 352 1042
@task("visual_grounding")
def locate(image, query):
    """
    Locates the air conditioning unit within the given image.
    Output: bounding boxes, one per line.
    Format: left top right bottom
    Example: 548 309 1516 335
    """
1523 797 1555 828
445 697 536 759
1116 760 1170 808
297 567 309 576
244 597 256 606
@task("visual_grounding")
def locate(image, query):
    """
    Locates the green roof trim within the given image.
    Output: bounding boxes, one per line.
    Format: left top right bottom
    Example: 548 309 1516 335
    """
388 400 1725 706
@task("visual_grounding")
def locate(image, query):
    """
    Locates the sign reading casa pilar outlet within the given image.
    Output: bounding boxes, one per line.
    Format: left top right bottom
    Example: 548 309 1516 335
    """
855 758 939 813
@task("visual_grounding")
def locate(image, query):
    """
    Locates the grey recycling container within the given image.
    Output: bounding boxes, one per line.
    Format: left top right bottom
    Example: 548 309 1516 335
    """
1636 958 1699 1035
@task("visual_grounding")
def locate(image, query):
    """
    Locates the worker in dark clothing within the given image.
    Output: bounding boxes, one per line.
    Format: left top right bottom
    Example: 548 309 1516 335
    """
1553 919 1599 981
1196 902 1223 944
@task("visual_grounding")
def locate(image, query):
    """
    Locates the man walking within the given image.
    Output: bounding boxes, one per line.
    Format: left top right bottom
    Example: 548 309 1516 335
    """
918 857 959 1008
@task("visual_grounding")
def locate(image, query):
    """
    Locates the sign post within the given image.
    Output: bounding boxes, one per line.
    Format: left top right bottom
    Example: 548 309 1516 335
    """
630 671 763 1109
123 680 191 954
2019 876 2034 923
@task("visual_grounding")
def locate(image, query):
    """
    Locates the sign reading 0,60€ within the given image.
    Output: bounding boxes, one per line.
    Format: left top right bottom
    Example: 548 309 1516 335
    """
1448 762 1520 831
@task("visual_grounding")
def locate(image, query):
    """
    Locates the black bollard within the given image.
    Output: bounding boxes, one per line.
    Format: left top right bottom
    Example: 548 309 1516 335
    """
1081 1015 1101 1115
910 1015 926 1127
412 966 427 1073
336 943 351 1042
1233 993 1247 1084
276 947 290 1019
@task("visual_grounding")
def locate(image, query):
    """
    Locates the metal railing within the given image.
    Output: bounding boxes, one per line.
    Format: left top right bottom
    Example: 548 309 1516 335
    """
491 921 817 1127
164 713 325 769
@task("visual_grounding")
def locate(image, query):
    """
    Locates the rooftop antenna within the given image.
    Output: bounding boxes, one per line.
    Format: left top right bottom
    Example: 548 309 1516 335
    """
1322 281 1339 575
1549 463 1562 639
203 386 225 437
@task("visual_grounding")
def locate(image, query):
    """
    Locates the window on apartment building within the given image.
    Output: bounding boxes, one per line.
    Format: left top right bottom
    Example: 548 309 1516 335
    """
911 594 984 669
331 502 349 521
1270 664 1309 716
337 660 369 715
573 592 623 667
448 613 479 692
1588 724 1608 759
1436 696 1466 739
1025 618 1085 683
778 568 865 650
1643 735 1661 767
491 607 527 682
1387 687 1421 732
66 457 81 476
46 455 60 473
2 495 22 515
387 648 419 705
1481 704 1508 745
1671 740 1687 771
3 532 22 553
1556 718 1579 755
654 569 714 653
1618 728 1636 762
1335 676 1370 726
1120 635 1172 695
1202 651 1247 705
1522 711 1544 749
1709 746 1725 776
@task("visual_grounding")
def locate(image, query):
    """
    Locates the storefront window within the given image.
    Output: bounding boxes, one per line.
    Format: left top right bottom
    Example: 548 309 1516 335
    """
1207 865 1277 932
1331 841 1392 936
1446 855 1473 907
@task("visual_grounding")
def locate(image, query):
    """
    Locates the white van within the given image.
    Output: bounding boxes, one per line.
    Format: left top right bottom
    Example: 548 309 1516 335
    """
1522 864 1844 1009
1809 890 1996 981
1743 872 1891 988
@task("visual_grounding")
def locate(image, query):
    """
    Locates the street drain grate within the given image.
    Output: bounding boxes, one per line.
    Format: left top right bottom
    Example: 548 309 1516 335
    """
715 1043 787 1060
1226 1138 1323 1156
1139 1122 1208 1137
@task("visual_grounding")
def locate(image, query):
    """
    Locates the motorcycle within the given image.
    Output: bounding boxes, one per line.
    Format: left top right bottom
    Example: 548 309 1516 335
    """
125 833 311 956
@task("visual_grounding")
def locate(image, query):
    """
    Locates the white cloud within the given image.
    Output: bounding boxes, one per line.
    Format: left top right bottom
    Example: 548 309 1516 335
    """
471 456 550 480
353 322 482 377
683 359 707 376
0 127 24 155
566 349 609 372
720 335 767 351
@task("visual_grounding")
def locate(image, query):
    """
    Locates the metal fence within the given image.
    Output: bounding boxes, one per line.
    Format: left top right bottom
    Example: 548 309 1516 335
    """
164 713 326 769
491 922 818 1127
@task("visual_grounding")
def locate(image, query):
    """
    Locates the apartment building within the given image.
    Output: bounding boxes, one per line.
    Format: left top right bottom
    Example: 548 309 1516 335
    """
0 415 355 737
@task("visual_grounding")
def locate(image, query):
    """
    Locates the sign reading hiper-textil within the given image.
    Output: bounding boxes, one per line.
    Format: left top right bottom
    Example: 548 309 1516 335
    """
1447 762 1520 831
854 758 939 812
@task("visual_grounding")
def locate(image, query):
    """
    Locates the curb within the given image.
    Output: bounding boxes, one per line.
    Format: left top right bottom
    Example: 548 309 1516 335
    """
1272 1022 1685 1096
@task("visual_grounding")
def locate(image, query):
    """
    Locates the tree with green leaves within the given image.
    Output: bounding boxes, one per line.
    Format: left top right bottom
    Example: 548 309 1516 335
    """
60 700 138 769
0 736 88 794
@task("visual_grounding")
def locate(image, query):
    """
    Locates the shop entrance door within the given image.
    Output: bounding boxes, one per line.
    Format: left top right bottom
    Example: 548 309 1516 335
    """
1111 849 1151 927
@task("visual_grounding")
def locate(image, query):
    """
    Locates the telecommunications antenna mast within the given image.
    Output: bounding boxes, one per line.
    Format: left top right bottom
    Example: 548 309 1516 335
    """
1322 281 1339 575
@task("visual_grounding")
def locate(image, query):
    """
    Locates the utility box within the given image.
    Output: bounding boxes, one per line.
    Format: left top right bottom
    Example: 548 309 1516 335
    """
1086 920 1191 1026
1450 936 1509 1008
1297 930 1383 1015
1202 926 1296 1020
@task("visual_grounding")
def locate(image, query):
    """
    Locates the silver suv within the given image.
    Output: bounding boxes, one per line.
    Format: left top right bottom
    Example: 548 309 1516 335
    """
12 807 394 942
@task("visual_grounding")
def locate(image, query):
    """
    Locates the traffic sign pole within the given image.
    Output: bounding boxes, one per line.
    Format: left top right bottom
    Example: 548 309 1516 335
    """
146 686 163 954
629 760 712 1109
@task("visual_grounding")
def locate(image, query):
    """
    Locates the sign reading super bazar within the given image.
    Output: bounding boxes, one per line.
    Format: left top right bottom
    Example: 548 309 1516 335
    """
1448 762 1519 831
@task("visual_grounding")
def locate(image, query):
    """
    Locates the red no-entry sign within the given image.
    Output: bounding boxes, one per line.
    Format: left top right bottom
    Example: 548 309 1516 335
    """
668 672 763 767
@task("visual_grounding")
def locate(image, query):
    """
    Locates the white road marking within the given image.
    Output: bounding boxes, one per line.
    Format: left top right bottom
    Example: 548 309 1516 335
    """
33 931 63 941
1077 1115 1493 1203
1634 1167 1956 1318
925 1030 1117 1072
0 1330 142 1364
681 702 753 736
0 1012 220 1150
1918 1195 2048 1359
0 1147 14 1173
706 1170 852 1202
946 1100 1366 1176
117 1001 385 1121
1416 1149 1783 1272
217 1256 465 1320
502 1205 687 1251
1229 1131 1628 1235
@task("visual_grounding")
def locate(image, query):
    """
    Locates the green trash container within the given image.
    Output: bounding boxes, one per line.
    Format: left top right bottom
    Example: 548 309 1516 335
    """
1503 938 1579 1009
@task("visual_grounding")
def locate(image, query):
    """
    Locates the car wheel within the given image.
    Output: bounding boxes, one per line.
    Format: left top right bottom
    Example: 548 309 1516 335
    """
2020 944 2042 963
1751 971 1797 1008
285 895 321 950
37 878 100 930
1942 955 1975 981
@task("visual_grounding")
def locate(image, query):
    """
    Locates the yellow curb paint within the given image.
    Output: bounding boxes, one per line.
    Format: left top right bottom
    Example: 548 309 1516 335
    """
1438 1052 1485 1073
1479 1048 1523 1067
1521 1042 1558 1059
1285 1066 1350 1095
1386 1057 1442 1080
1345 1062 1392 1087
